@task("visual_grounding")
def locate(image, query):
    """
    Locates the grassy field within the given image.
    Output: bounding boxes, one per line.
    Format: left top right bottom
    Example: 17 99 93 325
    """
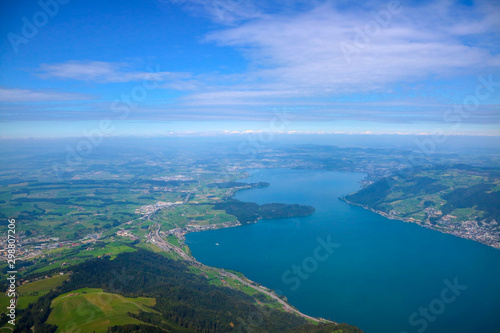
153 203 238 232
11 239 137 279
135 242 182 260
46 288 157 333
166 234 181 247
0 274 69 313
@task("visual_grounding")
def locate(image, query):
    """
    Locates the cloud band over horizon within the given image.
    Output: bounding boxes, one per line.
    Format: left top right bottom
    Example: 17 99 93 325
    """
0 0 499 137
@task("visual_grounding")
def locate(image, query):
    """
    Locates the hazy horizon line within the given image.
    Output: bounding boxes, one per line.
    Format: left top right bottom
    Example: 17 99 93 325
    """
1 131 500 141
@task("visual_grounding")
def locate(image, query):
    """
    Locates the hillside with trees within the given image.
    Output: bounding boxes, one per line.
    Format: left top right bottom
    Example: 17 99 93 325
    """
214 200 316 224
12 250 361 333
344 165 500 248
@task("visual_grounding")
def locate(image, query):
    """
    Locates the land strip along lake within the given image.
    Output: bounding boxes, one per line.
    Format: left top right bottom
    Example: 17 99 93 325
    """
185 169 500 333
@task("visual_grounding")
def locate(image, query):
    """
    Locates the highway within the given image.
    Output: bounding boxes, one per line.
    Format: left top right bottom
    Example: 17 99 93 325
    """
183 179 200 204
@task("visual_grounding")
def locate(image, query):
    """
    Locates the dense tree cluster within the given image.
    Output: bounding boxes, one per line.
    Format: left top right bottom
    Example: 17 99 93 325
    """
12 250 362 332
207 181 269 189
214 200 315 224
13 292 58 333
442 183 500 222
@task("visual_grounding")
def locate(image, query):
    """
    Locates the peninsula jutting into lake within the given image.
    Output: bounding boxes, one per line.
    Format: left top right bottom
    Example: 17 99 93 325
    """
2 0 500 331
187 167 500 333
2 138 500 332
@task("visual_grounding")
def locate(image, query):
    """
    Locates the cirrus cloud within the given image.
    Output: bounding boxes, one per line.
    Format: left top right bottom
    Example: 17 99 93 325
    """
0 88 93 103
37 61 191 83
203 0 500 96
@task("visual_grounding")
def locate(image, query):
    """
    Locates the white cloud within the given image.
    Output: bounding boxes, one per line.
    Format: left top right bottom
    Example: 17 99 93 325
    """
162 0 262 24
204 0 500 97
183 89 303 105
38 61 190 83
0 88 93 103
8 0 498 129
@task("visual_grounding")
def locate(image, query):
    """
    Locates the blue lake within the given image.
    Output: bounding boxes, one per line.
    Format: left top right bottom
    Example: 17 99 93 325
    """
185 169 500 333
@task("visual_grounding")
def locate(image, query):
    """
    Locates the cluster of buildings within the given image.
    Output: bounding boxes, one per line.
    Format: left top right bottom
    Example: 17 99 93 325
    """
153 175 194 181
116 229 138 239
441 218 499 249
0 233 60 261
165 221 241 239
424 207 442 218
0 233 103 261
135 201 182 214
358 203 500 249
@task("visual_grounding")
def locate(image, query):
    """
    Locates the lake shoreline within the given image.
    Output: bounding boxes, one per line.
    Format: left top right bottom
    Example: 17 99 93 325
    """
340 196 500 250
186 168 500 333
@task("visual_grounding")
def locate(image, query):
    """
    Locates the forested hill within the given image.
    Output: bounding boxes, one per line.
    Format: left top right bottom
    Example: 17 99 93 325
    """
344 165 500 248
207 181 270 189
214 199 316 224
13 250 362 333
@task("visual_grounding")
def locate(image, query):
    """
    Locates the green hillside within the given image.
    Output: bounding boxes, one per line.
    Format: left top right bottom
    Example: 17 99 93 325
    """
345 165 500 248
47 288 157 333
0 274 68 312
12 250 361 333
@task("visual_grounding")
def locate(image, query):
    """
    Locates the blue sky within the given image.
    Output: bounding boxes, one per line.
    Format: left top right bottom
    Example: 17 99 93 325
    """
0 0 499 138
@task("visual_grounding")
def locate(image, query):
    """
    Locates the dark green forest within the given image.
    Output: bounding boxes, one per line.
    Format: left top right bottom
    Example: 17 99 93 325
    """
12 250 361 333
207 182 269 189
214 200 315 224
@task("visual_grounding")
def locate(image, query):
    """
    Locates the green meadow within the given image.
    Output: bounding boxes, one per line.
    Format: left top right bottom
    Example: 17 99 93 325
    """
0 274 69 310
46 288 157 333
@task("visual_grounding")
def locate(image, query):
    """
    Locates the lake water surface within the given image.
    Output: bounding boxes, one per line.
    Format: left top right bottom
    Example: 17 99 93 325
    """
185 169 500 333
